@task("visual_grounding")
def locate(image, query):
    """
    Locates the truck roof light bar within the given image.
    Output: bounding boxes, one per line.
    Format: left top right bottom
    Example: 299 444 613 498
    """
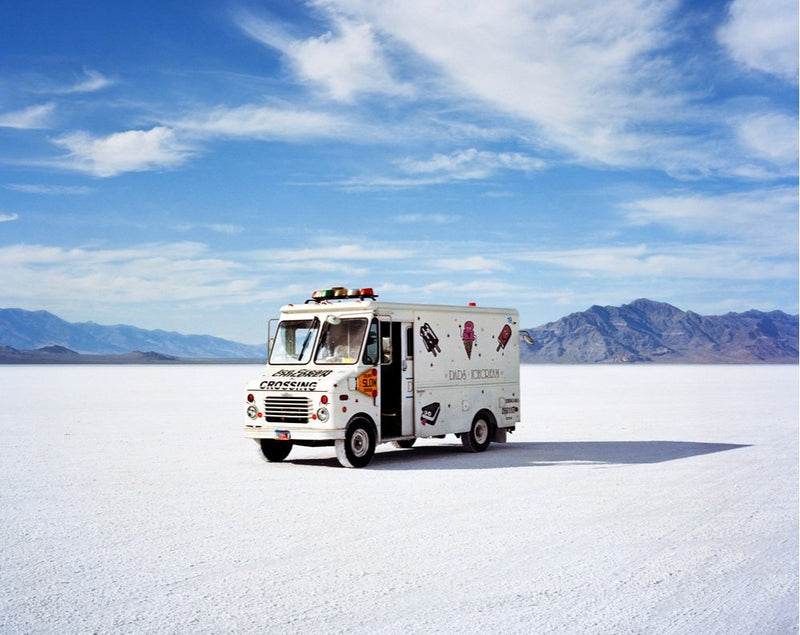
308 287 378 303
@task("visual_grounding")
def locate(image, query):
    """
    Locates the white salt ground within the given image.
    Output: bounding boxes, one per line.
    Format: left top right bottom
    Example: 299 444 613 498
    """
1 364 797 634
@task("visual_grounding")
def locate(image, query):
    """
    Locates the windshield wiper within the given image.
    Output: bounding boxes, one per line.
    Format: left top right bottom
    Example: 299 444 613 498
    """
298 317 319 361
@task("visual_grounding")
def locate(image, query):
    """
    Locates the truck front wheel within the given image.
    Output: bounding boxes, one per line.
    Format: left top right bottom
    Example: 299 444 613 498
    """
336 419 376 468
260 439 293 462
461 414 492 453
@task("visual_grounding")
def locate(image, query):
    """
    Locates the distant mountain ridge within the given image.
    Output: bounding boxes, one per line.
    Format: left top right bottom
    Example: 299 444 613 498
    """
0 345 185 364
2 302 797 364
0 308 264 359
522 299 798 363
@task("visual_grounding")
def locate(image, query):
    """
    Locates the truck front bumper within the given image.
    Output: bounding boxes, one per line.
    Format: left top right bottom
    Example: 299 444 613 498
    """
243 424 345 442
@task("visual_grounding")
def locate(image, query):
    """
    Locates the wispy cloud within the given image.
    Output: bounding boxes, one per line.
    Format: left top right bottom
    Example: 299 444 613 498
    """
733 112 798 174
395 213 460 224
176 103 353 140
516 243 797 281
306 1 686 165
0 242 252 305
0 213 20 222
0 240 418 315
49 126 194 177
432 255 512 273
51 69 114 94
5 183 92 195
622 186 798 250
208 223 244 235
0 103 56 129
342 148 544 189
233 1 794 178
235 10 414 102
718 0 798 83
176 222 244 235
398 149 544 179
254 242 408 262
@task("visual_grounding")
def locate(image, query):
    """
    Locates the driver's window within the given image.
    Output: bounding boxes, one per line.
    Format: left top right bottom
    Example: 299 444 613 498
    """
315 318 366 364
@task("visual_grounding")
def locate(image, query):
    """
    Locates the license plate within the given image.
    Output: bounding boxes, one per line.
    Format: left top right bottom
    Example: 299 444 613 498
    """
275 429 291 440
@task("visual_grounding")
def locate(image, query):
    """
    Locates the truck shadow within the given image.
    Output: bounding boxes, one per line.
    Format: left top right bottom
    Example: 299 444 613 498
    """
357 440 751 470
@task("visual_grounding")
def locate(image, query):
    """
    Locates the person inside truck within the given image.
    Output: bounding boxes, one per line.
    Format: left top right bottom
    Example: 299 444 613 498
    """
316 318 366 364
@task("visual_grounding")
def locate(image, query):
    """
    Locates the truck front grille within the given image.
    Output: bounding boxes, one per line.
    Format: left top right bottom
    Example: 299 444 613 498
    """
263 396 312 424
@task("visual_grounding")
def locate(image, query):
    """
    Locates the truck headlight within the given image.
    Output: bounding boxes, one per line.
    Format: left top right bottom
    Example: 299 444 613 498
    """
247 405 259 420
316 407 329 423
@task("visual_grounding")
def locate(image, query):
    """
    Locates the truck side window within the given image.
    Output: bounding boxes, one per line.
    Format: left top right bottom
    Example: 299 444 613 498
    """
406 326 413 359
363 319 379 365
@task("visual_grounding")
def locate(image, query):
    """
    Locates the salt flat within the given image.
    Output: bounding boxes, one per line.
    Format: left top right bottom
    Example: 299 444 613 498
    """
1 364 797 634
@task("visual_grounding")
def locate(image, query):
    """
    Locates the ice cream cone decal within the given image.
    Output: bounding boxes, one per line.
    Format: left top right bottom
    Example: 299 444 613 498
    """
462 321 475 359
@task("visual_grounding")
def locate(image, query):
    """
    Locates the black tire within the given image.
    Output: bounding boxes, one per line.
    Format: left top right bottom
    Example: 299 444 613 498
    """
259 439 293 462
461 414 492 453
335 419 376 468
392 439 416 449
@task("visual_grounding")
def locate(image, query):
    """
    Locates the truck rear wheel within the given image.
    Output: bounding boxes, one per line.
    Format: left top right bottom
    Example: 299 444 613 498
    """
260 439 293 462
336 419 376 468
392 439 416 449
461 414 492 453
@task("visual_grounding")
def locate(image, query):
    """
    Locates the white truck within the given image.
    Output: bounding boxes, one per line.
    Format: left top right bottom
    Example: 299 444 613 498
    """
244 287 520 468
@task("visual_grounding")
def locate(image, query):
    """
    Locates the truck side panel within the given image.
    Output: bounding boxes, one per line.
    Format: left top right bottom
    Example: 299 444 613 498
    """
413 308 519 438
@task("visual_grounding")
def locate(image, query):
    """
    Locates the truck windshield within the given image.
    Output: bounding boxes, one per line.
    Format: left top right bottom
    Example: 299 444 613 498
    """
269 318 319 364
315 318 367 364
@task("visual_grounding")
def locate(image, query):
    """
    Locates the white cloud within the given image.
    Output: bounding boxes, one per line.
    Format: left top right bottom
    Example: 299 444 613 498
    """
0 213 19 222
398 148 544 179
343 148 544 189
259 0 794 178
380 279 527 301
317 0 684 166
516 243 797 281
253 242 408 262
174 223 244 235
0 103 56 129
53 69 114 94
734 112 798 168
235 10 413 101
176 104 351 140
5 184 92 195
718 0 799 83
623 186 798 250
432 255 512 273
50 127 194 177
0 242 254 305
208 224 244 235
395 213 460 224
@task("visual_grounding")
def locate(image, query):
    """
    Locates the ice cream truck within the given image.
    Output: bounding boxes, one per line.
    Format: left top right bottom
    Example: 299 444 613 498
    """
243 287 520 468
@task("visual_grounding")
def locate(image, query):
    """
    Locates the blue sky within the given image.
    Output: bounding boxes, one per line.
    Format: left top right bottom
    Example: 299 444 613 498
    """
1 0 797 344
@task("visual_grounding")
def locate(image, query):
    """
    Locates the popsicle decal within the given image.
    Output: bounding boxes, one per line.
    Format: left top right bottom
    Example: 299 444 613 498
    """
461 320 476 359
496 324 512 351
420 322 441 356
421 402 441 426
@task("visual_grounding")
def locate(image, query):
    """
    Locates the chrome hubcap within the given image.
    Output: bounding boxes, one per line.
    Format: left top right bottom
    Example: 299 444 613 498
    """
351 429 369 457
474 420 489 444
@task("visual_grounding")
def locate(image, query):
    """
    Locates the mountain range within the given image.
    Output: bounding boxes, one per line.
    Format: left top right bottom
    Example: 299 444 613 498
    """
521 299 798 363
1 301 797 364
0 308 264 360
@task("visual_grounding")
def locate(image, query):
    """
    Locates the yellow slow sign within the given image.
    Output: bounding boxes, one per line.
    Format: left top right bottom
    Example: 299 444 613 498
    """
357 369 378 397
